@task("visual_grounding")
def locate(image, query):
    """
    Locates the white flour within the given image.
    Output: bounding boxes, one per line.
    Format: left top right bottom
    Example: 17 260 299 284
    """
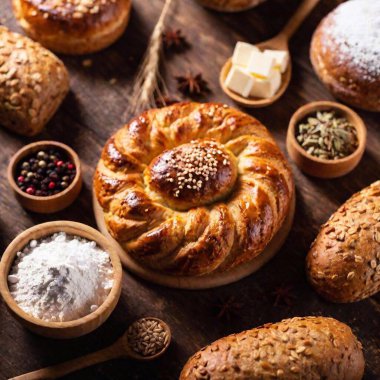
8 233 114 322
325 0 380 81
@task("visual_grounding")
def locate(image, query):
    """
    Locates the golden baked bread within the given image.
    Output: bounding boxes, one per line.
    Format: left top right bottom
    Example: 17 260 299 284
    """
310 0 380 112
195 0 265 12
180 316 365 380
0 26 69 136
12 0 132 55
94 102 294 276
307 180 380 303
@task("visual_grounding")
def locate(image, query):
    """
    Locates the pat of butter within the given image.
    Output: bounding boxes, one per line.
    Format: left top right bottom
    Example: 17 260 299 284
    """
225 66 254 98
250 69 281 99
232 42 259 67
248 51 275 79
263 49 289 73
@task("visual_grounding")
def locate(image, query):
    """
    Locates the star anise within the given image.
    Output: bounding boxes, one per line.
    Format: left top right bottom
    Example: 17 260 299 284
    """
154 95 180 108
272 284 296 307
214 296 243 321
162 29 189 52
175 72 210 98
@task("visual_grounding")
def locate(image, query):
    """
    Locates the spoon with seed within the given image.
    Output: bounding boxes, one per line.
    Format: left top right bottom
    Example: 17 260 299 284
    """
220 0 320 108
10 318 171 380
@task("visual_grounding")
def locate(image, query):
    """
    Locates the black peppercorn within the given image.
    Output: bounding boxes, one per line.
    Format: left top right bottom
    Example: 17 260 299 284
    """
14 147 76 197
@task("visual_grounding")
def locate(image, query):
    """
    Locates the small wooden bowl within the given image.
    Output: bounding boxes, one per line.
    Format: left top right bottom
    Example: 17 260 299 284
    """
0 221 123 339
219 57 292 108
286 101 367 178
7 141 82 213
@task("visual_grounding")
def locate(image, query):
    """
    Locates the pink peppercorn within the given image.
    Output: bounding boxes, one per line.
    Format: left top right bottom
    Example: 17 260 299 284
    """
26 187 35 195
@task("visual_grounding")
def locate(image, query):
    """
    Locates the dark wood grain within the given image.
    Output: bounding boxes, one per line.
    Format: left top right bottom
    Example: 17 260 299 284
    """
1 0 379 379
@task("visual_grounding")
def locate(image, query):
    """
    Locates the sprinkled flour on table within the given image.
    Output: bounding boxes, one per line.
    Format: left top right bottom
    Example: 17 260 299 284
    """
325 0 380 81
8 233 114 322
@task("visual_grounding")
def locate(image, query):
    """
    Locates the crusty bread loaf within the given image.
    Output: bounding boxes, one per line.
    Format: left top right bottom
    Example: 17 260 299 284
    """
94 102 294 276
180 316 365 380
0 26 69 136
307 181 380 303
310 0 380 112
12 0 131 55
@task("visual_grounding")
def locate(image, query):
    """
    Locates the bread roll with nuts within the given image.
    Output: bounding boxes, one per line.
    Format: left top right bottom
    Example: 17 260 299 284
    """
180 316 364 380
12 0 132 55
307 181 380 302
0 27 69 136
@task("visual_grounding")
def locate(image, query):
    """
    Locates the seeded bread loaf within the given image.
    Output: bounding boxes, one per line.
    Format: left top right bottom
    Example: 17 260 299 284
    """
0 27 69 136
94 102 294 276
180 316 364 380
307 180 380 302
12 0 132 55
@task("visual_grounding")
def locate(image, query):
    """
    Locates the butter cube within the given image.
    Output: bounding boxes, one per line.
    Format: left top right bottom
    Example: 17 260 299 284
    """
248 50 276 79
250 69 281 99
225 66 254 98
263 49 289 73
232 42 259 67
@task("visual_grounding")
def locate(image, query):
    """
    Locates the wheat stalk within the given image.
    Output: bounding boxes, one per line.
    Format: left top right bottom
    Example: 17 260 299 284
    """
126 0 176 118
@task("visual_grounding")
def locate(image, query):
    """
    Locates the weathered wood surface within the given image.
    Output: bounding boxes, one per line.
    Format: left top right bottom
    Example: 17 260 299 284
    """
0 0 379 379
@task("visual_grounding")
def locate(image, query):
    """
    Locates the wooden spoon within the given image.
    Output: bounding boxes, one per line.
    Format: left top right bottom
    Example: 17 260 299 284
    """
10 318 171 380
220 0 320 108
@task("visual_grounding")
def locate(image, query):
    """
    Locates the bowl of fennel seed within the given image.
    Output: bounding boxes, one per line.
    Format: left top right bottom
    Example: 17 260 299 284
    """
286 101 367 179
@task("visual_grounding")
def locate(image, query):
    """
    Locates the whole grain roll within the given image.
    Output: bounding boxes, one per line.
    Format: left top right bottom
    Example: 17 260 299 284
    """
0 26 69 136
307 180 380 302
180 316 364 380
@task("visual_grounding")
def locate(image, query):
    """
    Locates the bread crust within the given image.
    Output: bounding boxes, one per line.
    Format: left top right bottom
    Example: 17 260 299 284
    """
12 0 131 55
310 1 380 112
307 181 380 303
0 26 69 136
180 316 365 380
94 103 294 276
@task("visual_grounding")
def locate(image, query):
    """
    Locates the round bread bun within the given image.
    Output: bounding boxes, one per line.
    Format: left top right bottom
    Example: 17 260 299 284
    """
94 102 294 277
12 0 132 55
310 0 380 112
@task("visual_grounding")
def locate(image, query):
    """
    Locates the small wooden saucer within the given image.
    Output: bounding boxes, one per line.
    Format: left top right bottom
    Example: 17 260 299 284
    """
7 141 82 214
286 101 367 178
0 221 123 339
93 192 295 289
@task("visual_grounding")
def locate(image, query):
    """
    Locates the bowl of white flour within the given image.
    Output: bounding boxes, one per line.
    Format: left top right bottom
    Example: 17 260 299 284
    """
0 221 123 339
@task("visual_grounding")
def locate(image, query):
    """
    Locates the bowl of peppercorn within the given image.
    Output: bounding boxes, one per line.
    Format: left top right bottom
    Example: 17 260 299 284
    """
7 141 82 213
286 101 367 178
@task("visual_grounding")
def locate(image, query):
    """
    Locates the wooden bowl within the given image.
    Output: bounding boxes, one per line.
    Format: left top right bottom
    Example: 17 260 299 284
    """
7 141 82 213
286 101 367 178
219 57 292 108
0 221 123 339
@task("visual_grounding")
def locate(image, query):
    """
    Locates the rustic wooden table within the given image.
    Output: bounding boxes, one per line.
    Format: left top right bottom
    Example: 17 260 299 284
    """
0 0 379 379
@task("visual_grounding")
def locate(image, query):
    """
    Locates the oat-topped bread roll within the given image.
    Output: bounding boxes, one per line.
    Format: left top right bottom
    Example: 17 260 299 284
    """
180 316 365 380
310 0 380 112
307 181 380 303
195 0 265 12
94 103 294 276
0 27 69 136
12 0 132 55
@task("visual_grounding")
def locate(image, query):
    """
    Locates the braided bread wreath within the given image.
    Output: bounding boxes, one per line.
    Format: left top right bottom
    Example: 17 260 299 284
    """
93 102 295 288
